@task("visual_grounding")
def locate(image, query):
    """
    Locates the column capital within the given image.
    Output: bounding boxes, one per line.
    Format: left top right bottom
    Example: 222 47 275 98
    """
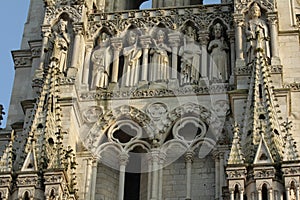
140 35 152 48
267 12 278 25
119 153 129 165
111 37 123 50
85 41 94 49
198 31 209 45
73 23 84 35
185 151 194 163
233 14 245 26
41 25 52 37
168 32 181 46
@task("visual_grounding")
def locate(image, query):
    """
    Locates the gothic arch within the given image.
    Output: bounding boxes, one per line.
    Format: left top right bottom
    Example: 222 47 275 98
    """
242 1 269 15
92 27 114 44
45 6 82 26
258 181 272 190
84 105 154 153
207 18 230 33
161 103 222 142
179 20 200 35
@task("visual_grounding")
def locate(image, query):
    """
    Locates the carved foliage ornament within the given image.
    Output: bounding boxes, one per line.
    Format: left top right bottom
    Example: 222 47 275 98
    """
87 5 233 39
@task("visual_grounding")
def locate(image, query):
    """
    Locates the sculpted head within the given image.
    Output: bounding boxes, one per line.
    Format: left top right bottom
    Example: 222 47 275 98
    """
250 2 261 19
213 23 222 39
127 30 138 45
156 29 166 43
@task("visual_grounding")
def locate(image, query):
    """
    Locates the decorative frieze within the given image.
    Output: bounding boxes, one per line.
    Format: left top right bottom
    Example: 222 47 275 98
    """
79 83 230 101
284 82 300 91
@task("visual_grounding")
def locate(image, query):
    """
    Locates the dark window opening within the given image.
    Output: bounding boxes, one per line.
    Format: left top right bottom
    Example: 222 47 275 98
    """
262 184 268 200
124 150 142 200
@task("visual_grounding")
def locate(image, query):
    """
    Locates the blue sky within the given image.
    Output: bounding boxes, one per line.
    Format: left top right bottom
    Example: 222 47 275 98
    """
0 0 220 128
0 1 30 128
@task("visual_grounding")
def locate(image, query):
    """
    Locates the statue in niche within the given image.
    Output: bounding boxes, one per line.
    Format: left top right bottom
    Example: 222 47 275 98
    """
245 2 270 64
290 188 296 200
91 32 112 89
208 23 229 82
149 29 171 82
123 30 142 87
179 26 201 85
49 18 70 74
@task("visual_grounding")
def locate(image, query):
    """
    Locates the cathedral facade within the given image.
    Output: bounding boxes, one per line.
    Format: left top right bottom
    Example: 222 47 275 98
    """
1 0 300 199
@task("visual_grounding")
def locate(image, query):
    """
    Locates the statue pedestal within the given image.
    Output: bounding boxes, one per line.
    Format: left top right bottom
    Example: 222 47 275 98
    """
168 79 179 89
199 77 209 87
108 82 119 91
67 67 78 77
138 80 149 88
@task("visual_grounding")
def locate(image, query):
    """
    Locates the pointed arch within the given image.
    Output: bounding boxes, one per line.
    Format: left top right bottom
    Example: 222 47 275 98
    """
45 6 82 25
161 103 223 143
83 105 153 153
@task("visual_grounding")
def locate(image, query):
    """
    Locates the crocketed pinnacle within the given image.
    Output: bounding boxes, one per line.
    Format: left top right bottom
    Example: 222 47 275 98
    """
242 46 284 164
228 123 245 165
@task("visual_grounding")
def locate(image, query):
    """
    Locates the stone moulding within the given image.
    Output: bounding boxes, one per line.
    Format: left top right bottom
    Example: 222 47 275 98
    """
284 82 300 91
78 84 231 101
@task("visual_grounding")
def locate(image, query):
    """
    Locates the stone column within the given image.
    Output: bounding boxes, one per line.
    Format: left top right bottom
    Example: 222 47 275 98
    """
233 14 244 61
240 189 244 200
90 159 98 200
267 12 280 65
158 152 166 200
228 30 235 84
219 152 225 198
184 0 190 6
118 153 129 200
82 43 93 87
147 154 153 200
110 38 123 84
269 188 273 200
36 25 51 79
286 187 290 200
140 36 152 83
84 158 92 200
151 149 160 200
258 189 262 200
158 0 163 7
214 154 220 199
168 33 181 80
152 0 158 7
296 187 299 200
230 190 234 200
68 23 83 77
185 151 194 200
199 32 209 79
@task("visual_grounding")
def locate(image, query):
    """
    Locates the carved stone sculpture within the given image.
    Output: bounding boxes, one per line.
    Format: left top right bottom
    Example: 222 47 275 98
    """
245 2 270 64
91 32 112 89
208 23 229 82
123 30 142 87
179 26 201 85
149 29 171 82
50 18 70 74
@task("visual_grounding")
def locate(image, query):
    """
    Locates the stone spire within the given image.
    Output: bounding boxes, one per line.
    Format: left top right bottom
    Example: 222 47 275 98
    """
228 123 244 165
242 39 284 164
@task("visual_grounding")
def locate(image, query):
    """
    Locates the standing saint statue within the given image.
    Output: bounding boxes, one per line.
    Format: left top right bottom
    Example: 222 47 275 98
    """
245 2 270 64
179 26 201 85
208 23 229 82
91 32 112 89
123 30 142 87
50 18 70 74
149 29 171 82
